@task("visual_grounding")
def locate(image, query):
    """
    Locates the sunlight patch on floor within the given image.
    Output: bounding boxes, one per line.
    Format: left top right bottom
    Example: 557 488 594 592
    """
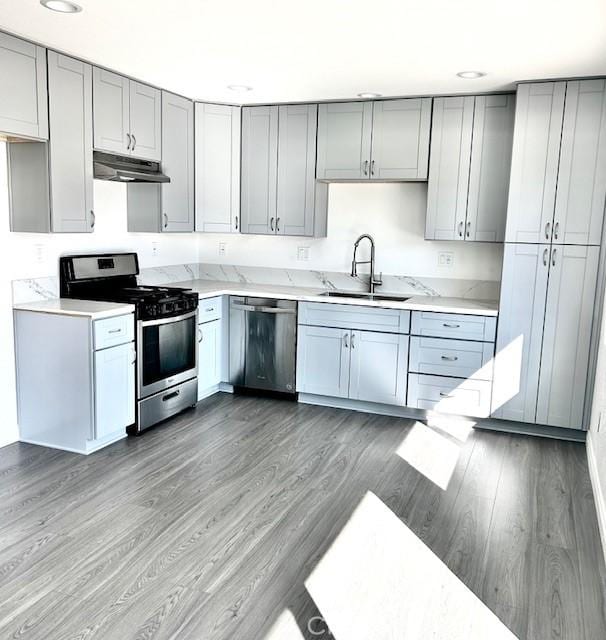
396 422 461 490
263 609 305 640
306 492 518 640
425 413 476 442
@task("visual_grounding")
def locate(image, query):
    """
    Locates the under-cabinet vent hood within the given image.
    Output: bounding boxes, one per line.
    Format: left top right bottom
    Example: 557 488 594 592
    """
93 151 170 183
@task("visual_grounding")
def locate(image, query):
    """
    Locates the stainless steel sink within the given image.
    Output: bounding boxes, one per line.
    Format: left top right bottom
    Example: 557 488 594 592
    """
319 291 410 302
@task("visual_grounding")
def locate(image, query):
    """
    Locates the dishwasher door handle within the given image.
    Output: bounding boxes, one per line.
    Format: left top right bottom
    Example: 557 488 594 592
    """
230 303 296 314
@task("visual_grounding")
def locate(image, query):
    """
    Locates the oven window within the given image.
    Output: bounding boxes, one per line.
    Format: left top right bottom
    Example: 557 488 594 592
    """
142 316 196 387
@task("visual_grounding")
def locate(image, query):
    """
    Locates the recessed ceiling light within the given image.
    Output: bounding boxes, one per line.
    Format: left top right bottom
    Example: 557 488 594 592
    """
456 71 486 79
40 0 82 12
227 85 253 93
357 92 382 98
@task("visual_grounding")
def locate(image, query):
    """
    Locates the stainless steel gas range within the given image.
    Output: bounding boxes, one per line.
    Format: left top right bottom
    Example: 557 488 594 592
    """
60 252 199 433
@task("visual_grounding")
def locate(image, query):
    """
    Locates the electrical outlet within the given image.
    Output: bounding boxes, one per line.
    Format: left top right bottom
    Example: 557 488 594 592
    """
219 242 227 257
151 241 159 257
438 252 454 268
297 246 310 262
33 243 46 264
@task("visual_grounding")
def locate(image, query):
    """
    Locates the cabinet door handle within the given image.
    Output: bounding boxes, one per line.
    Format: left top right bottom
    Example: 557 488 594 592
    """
131 348 137 365
198 328 203 343
163 213 168 229
270 217 275 231
131 134 136 151
126 133 132 150
441 355 458 361
343 333 349 349
276 217 280 232
90 210 95 230
363 160 369 176
351 333 355 349
439 392 454 398
443 323 460 328
466 221 471 238
554 222 560 240
370 160 375 176
551 247 557 267
458 221 464 237
543 248 548 266
235 215 238 230
545 221 551 240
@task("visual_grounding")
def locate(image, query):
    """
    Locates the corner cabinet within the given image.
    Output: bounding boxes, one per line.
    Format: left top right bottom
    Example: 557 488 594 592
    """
0 32 48 140
316 98 431 180
195 103 241 233
9 51 94 233
425 93 515 242
93 67 161 161
493 243 599 429
160 91 194 232
240 104 328 237
14 310 135 454
505 80 606 245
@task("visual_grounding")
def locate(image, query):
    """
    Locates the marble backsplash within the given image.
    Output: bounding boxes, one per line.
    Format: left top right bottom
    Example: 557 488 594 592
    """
12 262 500 305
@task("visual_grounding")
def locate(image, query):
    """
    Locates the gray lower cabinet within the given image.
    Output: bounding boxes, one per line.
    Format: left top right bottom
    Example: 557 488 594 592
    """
198 318 222 399
195 103 241 233
493 243 599 429
9 51 94 233
505 79 606 245
14 310 135 454
316 98 431 180
426 94 515 242
0 32 48 140
241 104 328 237
93 67 161 161
161 91 194 232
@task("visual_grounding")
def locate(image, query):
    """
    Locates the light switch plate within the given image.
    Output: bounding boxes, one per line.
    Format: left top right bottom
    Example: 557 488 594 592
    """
297 246 310 261
438 252 454 268
151 241 159 257
219 242 227 257
33 243 46 264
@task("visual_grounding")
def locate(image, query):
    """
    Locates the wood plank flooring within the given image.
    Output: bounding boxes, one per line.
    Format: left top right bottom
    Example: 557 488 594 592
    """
0 392 604 639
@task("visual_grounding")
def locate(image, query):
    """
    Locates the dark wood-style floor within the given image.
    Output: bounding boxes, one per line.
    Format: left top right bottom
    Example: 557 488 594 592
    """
0 393 605 639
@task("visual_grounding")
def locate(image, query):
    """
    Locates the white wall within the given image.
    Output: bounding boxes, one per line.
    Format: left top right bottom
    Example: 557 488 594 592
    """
198 182 504 281
588 294 606 562
0 143 199 448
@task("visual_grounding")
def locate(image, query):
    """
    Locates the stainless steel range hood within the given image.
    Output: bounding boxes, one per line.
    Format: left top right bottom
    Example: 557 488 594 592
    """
93 151 170 183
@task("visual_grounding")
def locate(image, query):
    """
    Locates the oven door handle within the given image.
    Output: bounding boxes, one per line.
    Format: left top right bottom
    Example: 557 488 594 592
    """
139 310 198 327
230 303 296 315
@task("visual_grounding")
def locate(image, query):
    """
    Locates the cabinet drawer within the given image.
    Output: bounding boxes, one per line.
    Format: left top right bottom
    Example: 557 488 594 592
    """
93 314 134 350
198 296 222 323
299 302 410 334
411 311 496 342
407 373 492 418
409 336 494 380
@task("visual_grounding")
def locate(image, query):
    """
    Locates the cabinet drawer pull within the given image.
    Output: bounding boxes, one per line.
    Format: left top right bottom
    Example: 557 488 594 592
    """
439 392 454 398
441 355 458 361
443 323 460 328
108 328 122 334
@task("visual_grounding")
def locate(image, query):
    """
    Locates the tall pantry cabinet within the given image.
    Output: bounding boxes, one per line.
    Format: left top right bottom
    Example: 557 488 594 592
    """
493 79 606 430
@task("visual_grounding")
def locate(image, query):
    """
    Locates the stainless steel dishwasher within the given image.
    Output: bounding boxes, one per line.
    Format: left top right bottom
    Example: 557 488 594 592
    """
229 297 297 395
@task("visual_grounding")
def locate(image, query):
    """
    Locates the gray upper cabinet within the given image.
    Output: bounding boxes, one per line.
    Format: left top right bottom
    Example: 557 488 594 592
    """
466 94 515 241
505 82 567 243
316 99 431 181
9 51 93 233
276 104 326 236
93 68 161 161
426 96 474 240
93 67 130 155
536 245 600 428
0 32 48 140
370 98 431 180
316 102 372 179
426 94 514 242
195 103 241 233
240 105 278 234
129 81 161 161
553 79 606 246
161 91 194 232
47 52 94 233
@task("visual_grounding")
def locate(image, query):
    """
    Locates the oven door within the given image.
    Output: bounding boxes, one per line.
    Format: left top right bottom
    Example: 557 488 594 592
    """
137 310 198 398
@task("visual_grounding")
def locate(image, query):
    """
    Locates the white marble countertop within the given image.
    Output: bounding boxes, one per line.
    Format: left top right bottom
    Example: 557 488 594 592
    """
13 299 136 320
172 279 499 316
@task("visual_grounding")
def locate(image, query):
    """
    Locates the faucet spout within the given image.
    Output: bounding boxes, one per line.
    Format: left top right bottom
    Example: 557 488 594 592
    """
350 234 382 294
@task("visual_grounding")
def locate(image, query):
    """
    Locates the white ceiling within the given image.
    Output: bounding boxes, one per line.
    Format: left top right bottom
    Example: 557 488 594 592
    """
1 0 605 104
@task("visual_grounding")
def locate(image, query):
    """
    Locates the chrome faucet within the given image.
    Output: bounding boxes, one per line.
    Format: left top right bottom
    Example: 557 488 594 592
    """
351 234 383 294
